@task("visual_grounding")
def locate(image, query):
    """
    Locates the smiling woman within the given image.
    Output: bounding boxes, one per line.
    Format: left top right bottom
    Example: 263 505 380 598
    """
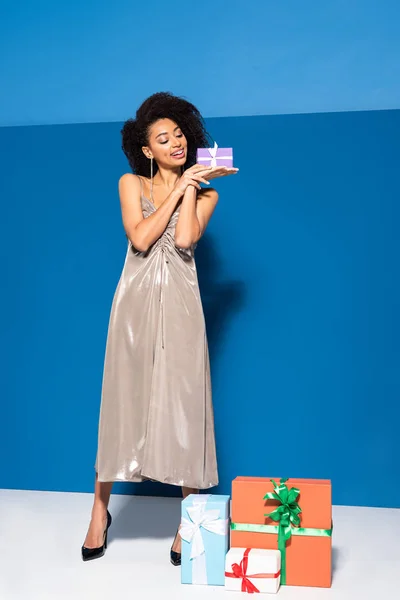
121 92 211 177
81 92 237 566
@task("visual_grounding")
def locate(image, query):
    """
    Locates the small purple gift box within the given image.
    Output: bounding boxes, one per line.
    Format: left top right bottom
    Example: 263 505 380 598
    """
197 142 233 168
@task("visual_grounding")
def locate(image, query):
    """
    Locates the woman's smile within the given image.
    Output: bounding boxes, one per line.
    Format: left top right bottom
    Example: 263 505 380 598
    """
171 148 185 159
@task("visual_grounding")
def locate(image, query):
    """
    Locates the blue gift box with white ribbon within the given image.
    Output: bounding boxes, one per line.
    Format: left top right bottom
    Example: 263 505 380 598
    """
180 494 230 586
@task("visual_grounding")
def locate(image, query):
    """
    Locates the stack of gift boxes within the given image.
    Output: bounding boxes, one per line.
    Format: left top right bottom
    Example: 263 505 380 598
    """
180 477 333 594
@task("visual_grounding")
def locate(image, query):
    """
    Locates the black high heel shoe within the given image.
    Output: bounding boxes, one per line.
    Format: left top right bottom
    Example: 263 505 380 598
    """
170 529 181 566
81 510 112 562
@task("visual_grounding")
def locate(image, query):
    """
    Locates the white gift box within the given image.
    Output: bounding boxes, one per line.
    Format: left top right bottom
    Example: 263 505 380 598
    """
225 548 281 594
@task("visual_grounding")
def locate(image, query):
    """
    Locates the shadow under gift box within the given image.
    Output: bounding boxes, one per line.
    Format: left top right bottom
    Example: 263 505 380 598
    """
231 477 332 588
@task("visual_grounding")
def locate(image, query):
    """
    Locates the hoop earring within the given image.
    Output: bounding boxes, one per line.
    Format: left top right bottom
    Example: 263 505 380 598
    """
150 157 154 203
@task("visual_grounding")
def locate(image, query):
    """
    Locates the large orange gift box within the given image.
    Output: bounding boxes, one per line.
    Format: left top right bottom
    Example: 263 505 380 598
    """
231 477 332 588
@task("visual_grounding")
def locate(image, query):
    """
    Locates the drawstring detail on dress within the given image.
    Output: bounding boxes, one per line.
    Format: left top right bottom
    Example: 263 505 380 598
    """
160 243 167 350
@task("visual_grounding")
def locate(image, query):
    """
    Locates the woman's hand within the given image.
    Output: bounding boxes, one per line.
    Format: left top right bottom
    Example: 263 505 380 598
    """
202 166 239 181
174 165 212 195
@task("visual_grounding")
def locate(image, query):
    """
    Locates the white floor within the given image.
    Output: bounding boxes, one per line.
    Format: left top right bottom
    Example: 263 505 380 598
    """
0 489 397 600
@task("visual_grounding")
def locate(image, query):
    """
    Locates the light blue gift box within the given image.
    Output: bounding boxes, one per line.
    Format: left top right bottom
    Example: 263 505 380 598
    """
181 494 230 586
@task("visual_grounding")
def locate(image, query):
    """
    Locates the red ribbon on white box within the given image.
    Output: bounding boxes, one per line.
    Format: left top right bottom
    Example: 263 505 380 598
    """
225 548 281 594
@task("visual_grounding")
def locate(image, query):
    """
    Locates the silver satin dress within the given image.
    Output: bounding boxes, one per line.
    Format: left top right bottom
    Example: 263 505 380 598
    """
95 183 218 489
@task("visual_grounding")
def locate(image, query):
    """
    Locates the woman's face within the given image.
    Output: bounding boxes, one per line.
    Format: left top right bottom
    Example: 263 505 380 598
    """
143 118 187 169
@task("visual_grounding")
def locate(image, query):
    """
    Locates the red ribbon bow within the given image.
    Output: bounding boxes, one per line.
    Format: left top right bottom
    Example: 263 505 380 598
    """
225 548 281 594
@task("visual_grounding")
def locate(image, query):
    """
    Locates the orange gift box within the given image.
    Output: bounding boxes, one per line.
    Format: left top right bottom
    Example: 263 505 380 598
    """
231 477 332 588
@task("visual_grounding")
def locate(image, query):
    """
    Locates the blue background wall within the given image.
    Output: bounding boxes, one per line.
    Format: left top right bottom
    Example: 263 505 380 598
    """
1 1 400 507
1 109 399 507
1 0 400 126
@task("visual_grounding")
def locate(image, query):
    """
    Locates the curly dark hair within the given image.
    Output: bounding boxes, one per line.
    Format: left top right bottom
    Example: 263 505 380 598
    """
121 92 211 177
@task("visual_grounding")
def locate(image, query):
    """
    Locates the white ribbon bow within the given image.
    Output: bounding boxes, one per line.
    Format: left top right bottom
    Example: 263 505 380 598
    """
209 141 219 168
180 495 228 560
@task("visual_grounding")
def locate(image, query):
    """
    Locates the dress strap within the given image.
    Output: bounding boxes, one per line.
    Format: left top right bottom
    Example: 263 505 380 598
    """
137 175 144 196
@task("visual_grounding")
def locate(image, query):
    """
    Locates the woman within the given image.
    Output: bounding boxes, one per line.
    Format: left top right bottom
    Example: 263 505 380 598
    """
81 92 237 565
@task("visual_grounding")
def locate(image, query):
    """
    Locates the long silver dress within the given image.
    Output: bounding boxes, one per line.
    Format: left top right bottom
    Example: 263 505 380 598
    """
95 179 218 489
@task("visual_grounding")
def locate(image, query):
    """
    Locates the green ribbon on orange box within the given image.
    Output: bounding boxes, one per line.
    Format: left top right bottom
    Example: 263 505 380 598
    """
231 478 333 585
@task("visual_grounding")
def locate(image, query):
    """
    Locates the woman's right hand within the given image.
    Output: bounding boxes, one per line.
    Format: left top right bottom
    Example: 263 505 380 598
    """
174 165 212 195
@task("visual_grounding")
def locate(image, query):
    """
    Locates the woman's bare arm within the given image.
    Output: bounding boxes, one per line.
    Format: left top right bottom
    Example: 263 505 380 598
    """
175 186 219 248
119 174 181 252
119 167 212 251
174 186 201 248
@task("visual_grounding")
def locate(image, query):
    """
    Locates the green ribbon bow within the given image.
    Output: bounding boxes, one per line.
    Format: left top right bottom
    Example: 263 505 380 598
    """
264 478 302 585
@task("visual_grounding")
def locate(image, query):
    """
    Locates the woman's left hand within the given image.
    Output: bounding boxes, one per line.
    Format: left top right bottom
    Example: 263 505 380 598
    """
202 166 239 181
